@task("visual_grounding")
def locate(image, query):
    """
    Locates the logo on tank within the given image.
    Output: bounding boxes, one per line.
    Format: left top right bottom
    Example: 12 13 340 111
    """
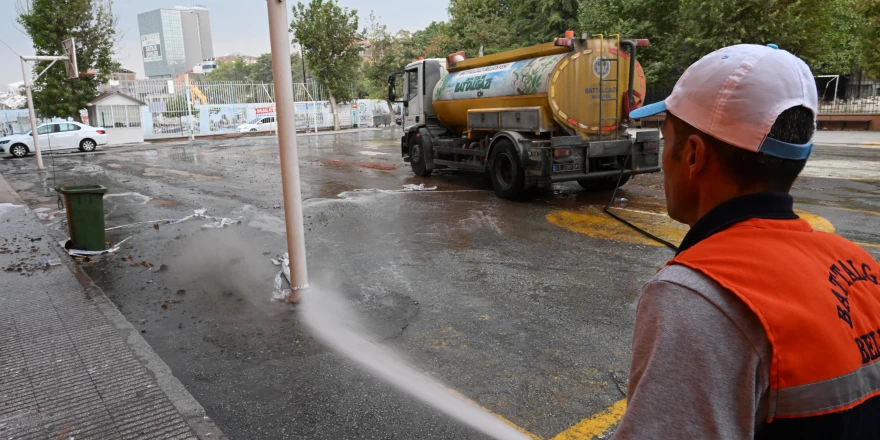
593 57 611 79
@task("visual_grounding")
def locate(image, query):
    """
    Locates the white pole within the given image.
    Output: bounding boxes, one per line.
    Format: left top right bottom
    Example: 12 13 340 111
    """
185 73 195 140
20 57 44 171
267 0 308 295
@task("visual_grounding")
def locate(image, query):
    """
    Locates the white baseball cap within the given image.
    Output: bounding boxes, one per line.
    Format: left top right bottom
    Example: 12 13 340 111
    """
630 44 818 160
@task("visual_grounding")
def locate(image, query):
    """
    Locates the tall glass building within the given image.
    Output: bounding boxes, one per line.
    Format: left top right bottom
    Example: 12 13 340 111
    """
138 7 214 79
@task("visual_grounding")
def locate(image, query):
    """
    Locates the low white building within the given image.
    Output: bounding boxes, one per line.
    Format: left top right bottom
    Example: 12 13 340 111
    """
86 92 146 145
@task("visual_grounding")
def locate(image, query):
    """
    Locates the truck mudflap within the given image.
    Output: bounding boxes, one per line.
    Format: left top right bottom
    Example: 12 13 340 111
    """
523 131 661 183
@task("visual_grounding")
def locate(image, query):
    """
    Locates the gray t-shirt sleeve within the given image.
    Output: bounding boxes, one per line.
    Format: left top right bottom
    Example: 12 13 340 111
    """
613 265 771 440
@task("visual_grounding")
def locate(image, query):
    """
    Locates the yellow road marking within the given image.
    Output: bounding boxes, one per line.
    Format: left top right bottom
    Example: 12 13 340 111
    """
547 207 835 245
444 388 541 440
828 207 880 217
550 399 627 440
860 142 880 146
857 242 880 249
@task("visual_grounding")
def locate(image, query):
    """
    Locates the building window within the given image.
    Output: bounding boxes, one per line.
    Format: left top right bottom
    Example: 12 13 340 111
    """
97 105 142 128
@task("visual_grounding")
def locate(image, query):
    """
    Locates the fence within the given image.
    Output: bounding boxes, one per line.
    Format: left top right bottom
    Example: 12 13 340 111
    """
103 79 381 138
643 76 880 115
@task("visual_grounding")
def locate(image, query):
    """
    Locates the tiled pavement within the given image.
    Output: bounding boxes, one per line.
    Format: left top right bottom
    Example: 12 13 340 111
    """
1 176 224 440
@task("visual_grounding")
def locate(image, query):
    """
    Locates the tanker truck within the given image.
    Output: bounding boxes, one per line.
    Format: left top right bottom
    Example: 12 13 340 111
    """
387 33 661 199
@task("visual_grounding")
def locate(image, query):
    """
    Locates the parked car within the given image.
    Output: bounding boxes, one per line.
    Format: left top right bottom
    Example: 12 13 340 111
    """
0 122 108 158
237 116 277 133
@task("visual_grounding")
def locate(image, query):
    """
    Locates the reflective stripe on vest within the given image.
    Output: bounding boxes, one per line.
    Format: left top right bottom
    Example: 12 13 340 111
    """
669 218 880 421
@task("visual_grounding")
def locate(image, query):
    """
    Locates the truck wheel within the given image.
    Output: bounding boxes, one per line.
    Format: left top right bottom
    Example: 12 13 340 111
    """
410 136 432 177
577 175 630 190
489 139 525 199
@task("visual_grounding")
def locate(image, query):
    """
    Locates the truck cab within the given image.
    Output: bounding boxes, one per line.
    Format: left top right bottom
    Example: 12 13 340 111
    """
389 59 447 132
388 37 661 200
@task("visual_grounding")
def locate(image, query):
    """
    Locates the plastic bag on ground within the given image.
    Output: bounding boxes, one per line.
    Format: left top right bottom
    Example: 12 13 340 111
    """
271 253 291 301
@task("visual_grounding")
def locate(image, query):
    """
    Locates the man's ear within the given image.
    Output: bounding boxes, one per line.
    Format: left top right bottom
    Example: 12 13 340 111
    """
687 134 709 180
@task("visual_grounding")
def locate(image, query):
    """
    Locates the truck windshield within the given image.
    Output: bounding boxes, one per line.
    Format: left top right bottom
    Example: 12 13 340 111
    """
406 69 418 100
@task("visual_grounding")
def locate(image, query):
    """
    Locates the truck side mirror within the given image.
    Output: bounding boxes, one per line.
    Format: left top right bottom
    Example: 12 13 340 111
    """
388 72 405 103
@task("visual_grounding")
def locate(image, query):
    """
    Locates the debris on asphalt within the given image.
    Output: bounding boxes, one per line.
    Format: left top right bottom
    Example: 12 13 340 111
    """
201 217 240 229
402 183 437 191
121 255 133 261
63 236 133 257
271 253 291 301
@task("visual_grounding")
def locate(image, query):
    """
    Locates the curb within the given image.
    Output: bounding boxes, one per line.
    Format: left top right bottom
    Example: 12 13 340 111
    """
0 170 228 440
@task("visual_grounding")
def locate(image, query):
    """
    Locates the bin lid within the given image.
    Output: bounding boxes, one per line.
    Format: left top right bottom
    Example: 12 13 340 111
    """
58 185 108 195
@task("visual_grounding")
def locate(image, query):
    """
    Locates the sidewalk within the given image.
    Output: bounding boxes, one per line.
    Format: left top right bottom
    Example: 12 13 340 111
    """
0 174 225 439
813 130 880 146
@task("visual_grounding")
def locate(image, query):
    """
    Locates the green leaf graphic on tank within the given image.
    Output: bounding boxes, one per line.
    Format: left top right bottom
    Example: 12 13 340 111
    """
436 54 565 101
434 74 451 101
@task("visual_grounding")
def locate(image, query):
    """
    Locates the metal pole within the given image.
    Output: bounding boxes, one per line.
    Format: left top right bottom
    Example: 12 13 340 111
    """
267 0 308 295
21 57 44 171
185 73 195 140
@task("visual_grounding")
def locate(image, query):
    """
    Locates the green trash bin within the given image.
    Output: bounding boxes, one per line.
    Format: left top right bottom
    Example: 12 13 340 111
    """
59 185 108 251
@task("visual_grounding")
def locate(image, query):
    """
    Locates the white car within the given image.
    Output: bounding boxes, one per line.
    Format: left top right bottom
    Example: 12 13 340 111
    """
0 121 109 158
237 116 277 133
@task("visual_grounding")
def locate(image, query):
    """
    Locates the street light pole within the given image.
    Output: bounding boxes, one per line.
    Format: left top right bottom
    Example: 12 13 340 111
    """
267 0 309 296
20 57 45 171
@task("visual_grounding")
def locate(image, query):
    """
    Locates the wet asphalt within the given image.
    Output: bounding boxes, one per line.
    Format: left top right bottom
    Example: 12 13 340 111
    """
2 128 879 439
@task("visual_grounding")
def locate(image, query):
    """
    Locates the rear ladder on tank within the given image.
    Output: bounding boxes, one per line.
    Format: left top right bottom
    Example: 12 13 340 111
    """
593 34 621 142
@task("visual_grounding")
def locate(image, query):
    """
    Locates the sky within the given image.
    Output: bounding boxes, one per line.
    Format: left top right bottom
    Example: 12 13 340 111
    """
0 0 450 87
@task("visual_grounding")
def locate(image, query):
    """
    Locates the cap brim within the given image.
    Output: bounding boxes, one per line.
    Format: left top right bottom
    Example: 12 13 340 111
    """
629 100 667 119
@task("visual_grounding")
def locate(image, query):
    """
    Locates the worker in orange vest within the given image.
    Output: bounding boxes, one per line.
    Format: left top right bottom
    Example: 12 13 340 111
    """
616 44 880 439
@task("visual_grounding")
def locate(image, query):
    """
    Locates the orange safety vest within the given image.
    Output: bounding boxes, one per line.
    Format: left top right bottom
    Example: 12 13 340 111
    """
669 218 880 427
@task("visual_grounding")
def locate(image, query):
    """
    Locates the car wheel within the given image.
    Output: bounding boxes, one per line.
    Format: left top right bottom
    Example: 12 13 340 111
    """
79 139 97 152
10 144 29 158
489 139 525 200
250 128 257 132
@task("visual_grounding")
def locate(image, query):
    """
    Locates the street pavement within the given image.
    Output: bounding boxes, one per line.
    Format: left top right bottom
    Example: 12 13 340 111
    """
1 127 879 439
0 174 225 439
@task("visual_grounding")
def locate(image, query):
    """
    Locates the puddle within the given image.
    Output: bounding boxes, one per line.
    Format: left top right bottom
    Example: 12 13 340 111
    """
317 159 401 171
148 199 179 207
105 192 152 205
143 167 222 180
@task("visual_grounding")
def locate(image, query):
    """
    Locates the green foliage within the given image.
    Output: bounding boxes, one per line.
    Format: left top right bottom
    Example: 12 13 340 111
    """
291 0 361 105
855 0 880 80
509 0 579 46
581 0 866 87
447 0 514 56
17 0 118 120
361 13 423 99
581 0 686 87
678 0 830 64
810 0 863 75
208 53 308 83
412 21 456 58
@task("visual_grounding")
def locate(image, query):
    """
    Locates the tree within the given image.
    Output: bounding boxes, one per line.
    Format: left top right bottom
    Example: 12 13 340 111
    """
678 0 831 66
855 0 880 81
447 0 514 56
412 21 456 58
808 0 862 76
291 0 360 130
208 53 308 83
361 13 422 99
581 0 690 88
17 0 118 121
209 59 252 82
509 0 579 46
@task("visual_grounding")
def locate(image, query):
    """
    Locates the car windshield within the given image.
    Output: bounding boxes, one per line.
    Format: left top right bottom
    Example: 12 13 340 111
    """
247 118 262 124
